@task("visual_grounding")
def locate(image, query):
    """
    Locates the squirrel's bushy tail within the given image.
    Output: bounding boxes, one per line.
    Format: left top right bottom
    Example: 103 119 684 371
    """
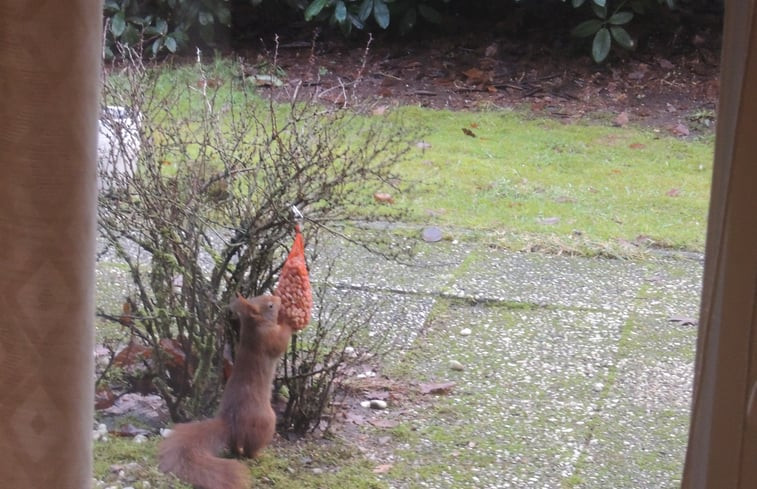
158 418 250 489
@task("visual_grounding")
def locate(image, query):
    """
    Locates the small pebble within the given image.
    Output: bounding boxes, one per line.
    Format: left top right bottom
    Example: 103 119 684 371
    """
593 382 604 392
369 399 388 410
133 434 147 444
160 428 173 438
360 400 371 408
449 360 465 371
312 468 324 475
460 328 472 336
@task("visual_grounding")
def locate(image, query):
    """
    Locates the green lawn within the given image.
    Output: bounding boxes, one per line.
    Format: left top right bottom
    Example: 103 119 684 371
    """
385 106 712 252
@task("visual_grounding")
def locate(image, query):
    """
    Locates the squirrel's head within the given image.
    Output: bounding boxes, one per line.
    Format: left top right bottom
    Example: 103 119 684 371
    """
229 293 280 325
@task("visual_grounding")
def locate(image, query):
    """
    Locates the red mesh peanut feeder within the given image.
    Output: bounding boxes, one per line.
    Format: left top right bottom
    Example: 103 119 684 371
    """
273 208 312 331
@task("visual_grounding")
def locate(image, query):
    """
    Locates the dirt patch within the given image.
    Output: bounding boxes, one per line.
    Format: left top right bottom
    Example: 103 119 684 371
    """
234 18 721 136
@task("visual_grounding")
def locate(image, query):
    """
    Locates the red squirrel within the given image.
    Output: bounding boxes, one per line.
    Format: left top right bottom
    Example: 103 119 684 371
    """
158 293 293 489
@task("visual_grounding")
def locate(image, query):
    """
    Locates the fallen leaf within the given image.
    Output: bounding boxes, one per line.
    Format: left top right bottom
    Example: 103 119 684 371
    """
373 192 394 204
658 58 675 70
373 464 393 474
484 42 498 58
119 299 133 326
462 67 488 83
470 122 479 129
95 388 116 410
197 77 223 88
372 105 389 116
113 340 152 368
629 142 646 150
419 381 457 395
614 111 630 127
670 123 690 137
369 419 399 428
461 127 477 137
666 188 681 197
159 338 186 367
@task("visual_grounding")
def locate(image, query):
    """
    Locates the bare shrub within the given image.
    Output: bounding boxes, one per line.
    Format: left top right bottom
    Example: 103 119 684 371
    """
97 48 420 422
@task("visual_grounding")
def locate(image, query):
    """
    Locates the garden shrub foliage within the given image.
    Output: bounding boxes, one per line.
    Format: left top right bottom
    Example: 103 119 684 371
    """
97 51 418 425
103 0 688 62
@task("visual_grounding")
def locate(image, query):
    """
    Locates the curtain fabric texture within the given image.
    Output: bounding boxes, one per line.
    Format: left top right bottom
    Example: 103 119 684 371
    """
0 1 101 487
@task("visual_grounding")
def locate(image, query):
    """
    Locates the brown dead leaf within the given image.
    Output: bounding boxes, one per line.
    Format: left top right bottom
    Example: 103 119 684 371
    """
373 464 393 474
369 419 400 428
373 192 394 204
159 338 186 367
613 111 630 127
372 105 389 116
113 340 152 368
95 387 116 410
666 188 681 197
462 67 488 83
670 123 690 137
419 381 457 395
461 127 477 138
119 299 134 326
629 142 646 150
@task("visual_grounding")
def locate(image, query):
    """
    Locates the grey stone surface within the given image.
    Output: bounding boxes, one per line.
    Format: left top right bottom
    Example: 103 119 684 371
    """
311 238 702 489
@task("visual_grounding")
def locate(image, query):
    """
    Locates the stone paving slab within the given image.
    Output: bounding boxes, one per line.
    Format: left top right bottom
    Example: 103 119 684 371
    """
574 314 696 489
389 300 635 489
444 250 657 310
310 239 472 295
342 239 705 489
